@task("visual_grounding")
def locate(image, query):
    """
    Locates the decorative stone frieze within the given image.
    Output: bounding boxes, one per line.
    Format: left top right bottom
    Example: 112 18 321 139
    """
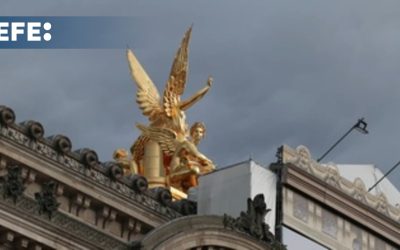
282 188 398 250
0 229 47 250
278 144 400 223
0 190 129 249
122 218 142 241
69 193 91 217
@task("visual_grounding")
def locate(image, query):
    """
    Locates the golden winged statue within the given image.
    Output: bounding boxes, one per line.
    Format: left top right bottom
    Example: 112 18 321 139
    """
125 27 215 192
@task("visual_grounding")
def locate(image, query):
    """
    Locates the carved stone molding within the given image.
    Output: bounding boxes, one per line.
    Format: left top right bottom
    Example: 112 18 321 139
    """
122 218 142 241
0 228 47 250
279 145 400 223
0 122 182 222
2 153 176 240
0 184 129 250
282 188 398 250
134 215 273 250
69 193 91 217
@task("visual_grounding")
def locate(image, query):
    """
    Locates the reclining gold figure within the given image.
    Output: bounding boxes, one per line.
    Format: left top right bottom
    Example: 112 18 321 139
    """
122 27 215 192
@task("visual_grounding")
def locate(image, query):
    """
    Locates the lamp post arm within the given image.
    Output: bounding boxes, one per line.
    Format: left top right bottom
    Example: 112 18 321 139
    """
317 126 354 163
368 160 400 192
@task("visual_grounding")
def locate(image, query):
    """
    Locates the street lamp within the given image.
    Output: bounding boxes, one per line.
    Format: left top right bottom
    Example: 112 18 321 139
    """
317 118 368 163
368 160 400 192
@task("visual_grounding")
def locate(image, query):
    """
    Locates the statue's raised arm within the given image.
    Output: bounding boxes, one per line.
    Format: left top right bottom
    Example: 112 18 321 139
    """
179 76 213 111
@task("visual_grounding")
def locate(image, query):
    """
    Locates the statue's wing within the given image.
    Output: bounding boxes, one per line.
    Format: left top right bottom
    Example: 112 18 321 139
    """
136 123 177 156
127 49 163 122
130 134 149 164
163 26 192 118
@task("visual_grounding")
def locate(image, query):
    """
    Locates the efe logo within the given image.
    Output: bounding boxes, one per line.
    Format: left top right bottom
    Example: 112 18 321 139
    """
0 22 52 42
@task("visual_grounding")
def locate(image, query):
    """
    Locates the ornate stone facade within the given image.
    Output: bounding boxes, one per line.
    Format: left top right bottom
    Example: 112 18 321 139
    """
278 145 400 222
0 105 281 249
276 144 400 248
283 188 397 250
132 215 273 250
0 106 186 249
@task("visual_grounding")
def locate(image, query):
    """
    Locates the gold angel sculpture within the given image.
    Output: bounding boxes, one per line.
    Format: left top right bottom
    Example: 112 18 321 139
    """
125 27 215 192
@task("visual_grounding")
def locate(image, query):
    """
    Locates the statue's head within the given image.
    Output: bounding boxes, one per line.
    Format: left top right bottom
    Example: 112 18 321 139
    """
113 148 128 160
190 122 206 144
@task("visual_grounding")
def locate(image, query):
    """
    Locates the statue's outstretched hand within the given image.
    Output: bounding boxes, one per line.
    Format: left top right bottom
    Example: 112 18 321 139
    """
207 76 213 87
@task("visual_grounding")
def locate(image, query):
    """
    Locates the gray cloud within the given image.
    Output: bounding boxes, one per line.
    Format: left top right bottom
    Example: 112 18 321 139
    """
1 0 400 193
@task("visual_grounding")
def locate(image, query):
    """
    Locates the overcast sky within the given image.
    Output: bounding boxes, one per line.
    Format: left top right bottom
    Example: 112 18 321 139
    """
1 1 399 247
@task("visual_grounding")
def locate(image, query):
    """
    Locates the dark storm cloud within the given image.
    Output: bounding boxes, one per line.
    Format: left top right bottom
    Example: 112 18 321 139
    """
1 0 400 190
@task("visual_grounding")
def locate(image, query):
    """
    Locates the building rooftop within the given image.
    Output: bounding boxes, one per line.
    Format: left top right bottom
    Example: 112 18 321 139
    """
336 164 400 207
279 144 400 223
